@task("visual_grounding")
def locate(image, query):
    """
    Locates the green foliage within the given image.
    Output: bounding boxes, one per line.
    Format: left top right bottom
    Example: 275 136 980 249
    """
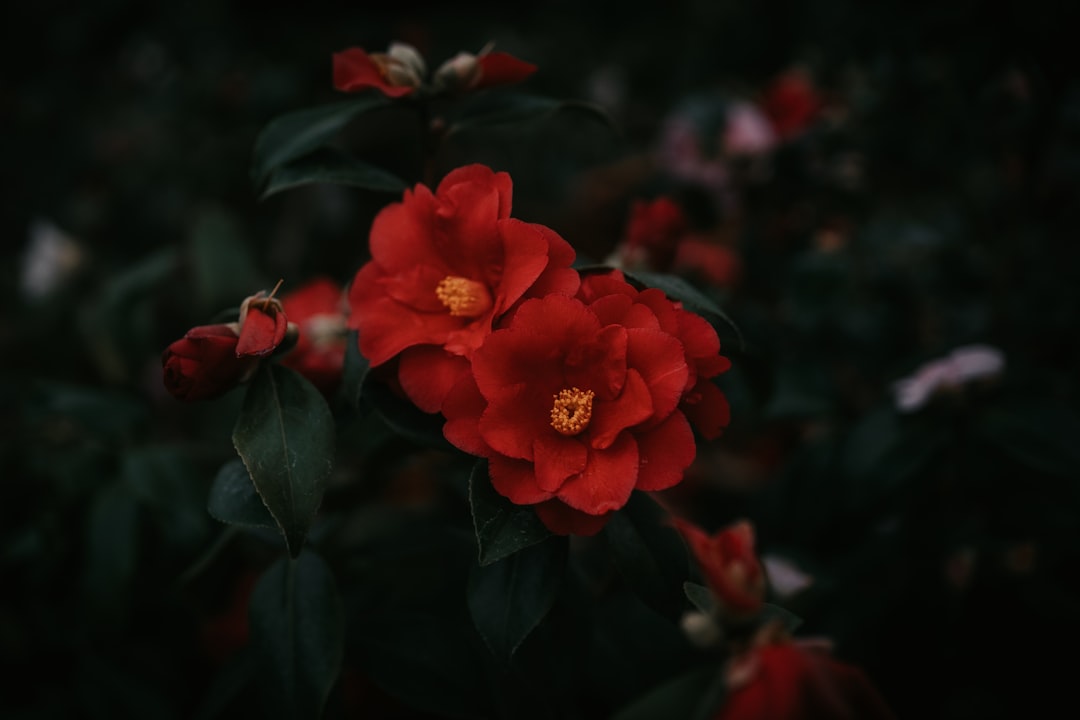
232 364 335 557
469 460 552 566
248 551 345 720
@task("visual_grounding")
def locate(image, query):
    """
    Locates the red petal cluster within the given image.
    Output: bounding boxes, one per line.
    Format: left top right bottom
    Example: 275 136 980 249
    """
348 164 578 412
442 287 717 536
578 270 732 439
333 45 535 98
716 642 895 720
674 517 765 617
332 47 417 98
162 288 292 402
280 277 348 396
162 324 257 401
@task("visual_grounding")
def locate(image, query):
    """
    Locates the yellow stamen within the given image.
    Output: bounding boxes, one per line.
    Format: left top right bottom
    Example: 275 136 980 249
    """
550 387 595 436
435 276 493 318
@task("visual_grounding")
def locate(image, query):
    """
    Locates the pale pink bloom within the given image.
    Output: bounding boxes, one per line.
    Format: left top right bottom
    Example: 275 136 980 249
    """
893 344 1005 412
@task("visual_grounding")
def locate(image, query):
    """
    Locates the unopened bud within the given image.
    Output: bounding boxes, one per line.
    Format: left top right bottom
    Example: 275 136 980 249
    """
434 52 482 91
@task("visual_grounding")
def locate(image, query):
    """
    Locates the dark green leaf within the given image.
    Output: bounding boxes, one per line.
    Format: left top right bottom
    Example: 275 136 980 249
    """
232 364 335 557
338 329 370 410
252 97 392 185
469 459 552 565
260 147 407 200
446 92 617 136
759 602 803 633
613 665 724 720
683 581 717 616
605 492 690 618
468 537 567 662
248 551 344 720
208 458 277 530
360 373 453 451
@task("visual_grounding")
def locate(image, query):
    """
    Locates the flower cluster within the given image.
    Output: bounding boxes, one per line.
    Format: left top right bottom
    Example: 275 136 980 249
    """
162 278 347 401
348 164 732 535
333 42 536 98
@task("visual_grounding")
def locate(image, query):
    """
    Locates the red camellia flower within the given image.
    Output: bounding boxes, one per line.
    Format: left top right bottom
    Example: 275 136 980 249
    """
442 292 707 536
620 196 688 271
279 277 348 396
674 517 766 618
348 164 579 413
334 42 535 98
236 290 289 358
333 43 426 98
577 270 731 439
162 323 258 401
716 639 896 720
760 66 823 141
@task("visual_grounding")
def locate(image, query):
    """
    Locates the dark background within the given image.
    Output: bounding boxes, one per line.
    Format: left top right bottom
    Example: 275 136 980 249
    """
3 1 1079 718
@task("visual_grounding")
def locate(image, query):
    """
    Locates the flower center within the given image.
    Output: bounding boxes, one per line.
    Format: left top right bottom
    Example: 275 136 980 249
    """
435 276 493 318
550 387 595 436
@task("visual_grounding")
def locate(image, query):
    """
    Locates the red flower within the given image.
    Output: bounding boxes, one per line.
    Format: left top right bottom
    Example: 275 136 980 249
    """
577 270 731 439
333 43 425 98
334 42 535 98
620 196 688 271
760 66 823 141
162 323 258 401
674 518 765 617
280 277 348 396
348 164 578 413
236 291 289 358
716 640 895 720
673 236 742 288
434 49 537 93
442 293 699 536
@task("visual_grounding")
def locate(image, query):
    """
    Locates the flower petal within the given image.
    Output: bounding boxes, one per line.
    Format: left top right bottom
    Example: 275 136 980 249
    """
635 410 695 491
332 47 415 97
489 455 552 505
555 432 638 515
398 345 471 413
474 52 537 91
441 375 491 456
681 379 731 440
626 327 689 421
533 433 588 493
236 305 287 357
589 369 653 450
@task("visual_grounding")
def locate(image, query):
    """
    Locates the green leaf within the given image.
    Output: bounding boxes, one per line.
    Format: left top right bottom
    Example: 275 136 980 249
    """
260 147 407 200
446 92 618 136
624 269 743 351
338 329 370 410
208 458 277 530
605 492 690 619
759 602 803 633
613 665 725 720
467 537 567 662
252 96 392 186
248 551 344 720
683 581 717 616
974 397 1080 477
232 364 335 557
469 459 552 566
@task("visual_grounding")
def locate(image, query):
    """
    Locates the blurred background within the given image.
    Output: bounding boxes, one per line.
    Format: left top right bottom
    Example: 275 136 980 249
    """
3 1 1079 718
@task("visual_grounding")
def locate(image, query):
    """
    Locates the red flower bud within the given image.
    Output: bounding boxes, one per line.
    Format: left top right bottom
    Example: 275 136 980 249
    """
674 517 766 618
161 323 258 401
237 291 288 357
